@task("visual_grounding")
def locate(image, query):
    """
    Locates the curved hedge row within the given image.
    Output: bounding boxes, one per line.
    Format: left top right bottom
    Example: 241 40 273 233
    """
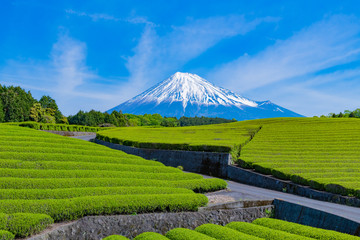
134 232 170 240
14 122 112 132
0 187 194 200
0 168 202 181
166 228 216 240
96 134 232 153
0 213 53 238
0 159 175 173
0 230 14 240
253 218 359 240
0 177 223 193
0 152 163 166
103 217 360 240
103 235 129 240
226 221 313 240
195 224 262 240
0 194 208 222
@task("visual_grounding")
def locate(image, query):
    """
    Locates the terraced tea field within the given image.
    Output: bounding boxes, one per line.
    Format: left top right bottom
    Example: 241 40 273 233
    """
104 218 359 239
240 118 360 197
97 121 261 152
97 118 360 198
0 124 225 239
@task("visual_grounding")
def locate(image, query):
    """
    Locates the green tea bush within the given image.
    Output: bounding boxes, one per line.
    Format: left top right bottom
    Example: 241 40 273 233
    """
195 224 262 240
253 218 359 240
0 187 193 200
0 168 202 181
226 221 313 240
0 213 53 238
166 228 216 240
0 177 224 193
6 213 53 237
0 194 208 222
103 235 129 239
0 230 14 240
134 232 170 239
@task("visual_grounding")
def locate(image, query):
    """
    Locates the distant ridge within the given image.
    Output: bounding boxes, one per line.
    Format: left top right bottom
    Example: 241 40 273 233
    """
108 72 303 120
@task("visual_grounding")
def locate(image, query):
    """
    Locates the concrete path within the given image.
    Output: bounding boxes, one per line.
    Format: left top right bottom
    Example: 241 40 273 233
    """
71 134 96 141
225 178 360 223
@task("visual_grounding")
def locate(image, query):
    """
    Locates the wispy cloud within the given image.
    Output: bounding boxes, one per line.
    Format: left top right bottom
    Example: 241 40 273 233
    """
119 15 275 101
65 9 155 25
210 15 360 92
0 33 117 115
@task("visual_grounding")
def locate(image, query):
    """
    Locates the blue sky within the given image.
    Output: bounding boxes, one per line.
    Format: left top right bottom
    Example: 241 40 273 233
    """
1 0 360 116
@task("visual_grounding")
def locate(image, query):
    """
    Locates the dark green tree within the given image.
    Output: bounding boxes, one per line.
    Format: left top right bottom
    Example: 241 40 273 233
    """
0 85 36 122
0 100 4 122
39 95 63 123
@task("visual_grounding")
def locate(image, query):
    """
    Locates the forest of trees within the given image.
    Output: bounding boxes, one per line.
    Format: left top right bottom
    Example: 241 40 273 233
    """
0 85 64 123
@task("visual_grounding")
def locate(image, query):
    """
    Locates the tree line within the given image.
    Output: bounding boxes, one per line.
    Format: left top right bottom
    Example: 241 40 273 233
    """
0 84 236 127
67 110 235 127
327 109 360 118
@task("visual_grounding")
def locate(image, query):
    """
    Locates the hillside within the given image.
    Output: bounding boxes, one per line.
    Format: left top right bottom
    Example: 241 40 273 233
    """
0 124 225 238
97 117 360 198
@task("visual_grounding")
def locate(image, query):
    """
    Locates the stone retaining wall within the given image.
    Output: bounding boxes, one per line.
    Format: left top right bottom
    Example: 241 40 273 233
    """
273 199 360 236
28 206 273 240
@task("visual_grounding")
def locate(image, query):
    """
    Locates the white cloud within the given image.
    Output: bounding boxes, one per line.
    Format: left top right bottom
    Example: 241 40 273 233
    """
65 9 155 25
0 33 117 115
210 15 360 92
119 15 273 102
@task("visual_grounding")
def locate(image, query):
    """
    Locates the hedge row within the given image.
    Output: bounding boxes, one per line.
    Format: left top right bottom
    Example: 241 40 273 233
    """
96 134 232 153
166 228 216 240
0 159 176 173
195 224 262 240
0 194 208 222
16 122 112 132
103 235 129 240
253 218 359 240
226 221 313 240
0 168 202 181
0 230 14 240
0 153 164 167
134 232 170 240
0 177 225 193
0 213 53 238
0 187 194 200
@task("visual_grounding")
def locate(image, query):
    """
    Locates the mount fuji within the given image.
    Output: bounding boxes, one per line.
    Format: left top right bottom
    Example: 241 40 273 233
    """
107 72 303 120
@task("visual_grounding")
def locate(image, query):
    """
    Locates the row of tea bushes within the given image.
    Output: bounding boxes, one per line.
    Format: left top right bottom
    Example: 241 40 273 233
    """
104 218 359 240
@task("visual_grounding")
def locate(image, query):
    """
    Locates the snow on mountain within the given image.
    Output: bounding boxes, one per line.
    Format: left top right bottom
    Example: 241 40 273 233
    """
107 72 304 120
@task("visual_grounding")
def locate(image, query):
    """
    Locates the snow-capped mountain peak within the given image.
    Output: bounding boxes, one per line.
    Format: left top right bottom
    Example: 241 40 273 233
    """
107 72 304 120
128 72 258 110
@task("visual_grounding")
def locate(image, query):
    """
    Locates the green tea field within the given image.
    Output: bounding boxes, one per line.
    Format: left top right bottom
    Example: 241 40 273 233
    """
97 117 360 198
0 124 226 238
104 218 359 239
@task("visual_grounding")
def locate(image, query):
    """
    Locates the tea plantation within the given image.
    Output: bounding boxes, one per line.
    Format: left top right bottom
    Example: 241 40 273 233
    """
97 117 360 198
0 124 226 239
104 218 360 239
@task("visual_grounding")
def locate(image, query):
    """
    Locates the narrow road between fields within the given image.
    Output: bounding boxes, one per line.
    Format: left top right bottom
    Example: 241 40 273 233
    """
75 135 360 223
209 176 360 223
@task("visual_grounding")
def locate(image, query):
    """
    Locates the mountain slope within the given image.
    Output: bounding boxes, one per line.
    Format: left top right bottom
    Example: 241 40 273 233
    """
107 72 303 120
